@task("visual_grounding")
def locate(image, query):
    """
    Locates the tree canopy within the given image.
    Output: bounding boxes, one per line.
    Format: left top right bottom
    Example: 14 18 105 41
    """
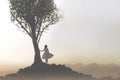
9 0 60 43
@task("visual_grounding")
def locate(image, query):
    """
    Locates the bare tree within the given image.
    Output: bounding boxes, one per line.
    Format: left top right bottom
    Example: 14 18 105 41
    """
9 0 60 65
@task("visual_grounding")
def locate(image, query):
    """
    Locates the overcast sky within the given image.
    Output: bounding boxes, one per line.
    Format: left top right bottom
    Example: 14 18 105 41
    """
0 0 120 67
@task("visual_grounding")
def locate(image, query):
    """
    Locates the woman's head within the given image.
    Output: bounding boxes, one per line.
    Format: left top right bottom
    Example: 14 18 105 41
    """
44 45 48 48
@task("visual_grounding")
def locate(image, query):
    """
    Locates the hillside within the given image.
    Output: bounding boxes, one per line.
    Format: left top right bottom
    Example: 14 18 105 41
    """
0 63 95 80
0 63 119 80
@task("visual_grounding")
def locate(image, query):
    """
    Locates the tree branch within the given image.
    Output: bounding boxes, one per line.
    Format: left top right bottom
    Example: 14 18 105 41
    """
11 12 32 37
36 23 41 40
37 23 50 43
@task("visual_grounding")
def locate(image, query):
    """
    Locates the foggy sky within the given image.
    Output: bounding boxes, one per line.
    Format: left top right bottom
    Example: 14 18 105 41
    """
0 0 120 66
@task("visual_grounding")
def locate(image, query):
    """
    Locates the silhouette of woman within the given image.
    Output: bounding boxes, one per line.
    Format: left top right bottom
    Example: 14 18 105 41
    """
41 45 53 63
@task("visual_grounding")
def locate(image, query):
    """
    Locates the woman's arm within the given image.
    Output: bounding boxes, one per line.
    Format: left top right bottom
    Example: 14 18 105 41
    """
40 49 44 52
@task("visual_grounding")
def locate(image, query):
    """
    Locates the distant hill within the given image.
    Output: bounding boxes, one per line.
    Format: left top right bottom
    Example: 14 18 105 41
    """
67 63 120 78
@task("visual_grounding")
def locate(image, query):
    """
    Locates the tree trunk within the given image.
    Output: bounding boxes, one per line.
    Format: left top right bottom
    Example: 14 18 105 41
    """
32 37 42 65
30 20 42 65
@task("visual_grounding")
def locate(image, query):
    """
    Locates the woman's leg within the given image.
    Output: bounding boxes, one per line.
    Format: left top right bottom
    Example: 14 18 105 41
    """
45 59 48 63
